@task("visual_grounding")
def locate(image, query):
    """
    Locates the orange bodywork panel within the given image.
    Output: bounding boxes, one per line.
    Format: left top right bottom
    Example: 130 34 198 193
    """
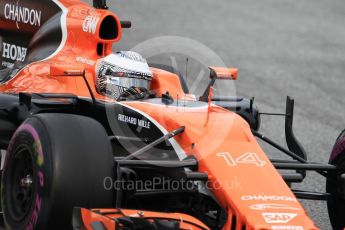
150 68 192 100
121 101 318 230
78 208 209 230
0 1 187 100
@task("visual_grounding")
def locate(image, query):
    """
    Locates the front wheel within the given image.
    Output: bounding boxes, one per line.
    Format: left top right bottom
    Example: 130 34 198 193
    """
327 129 345 230
2 113 114 230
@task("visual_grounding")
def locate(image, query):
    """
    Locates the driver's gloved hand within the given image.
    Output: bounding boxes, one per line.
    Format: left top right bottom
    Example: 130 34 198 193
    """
118 86 155 101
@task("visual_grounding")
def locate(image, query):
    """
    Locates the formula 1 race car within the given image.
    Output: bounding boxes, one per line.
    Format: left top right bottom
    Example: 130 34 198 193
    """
0 0 344 229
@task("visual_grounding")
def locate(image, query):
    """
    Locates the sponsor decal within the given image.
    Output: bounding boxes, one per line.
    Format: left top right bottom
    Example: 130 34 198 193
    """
217 152 266 167
14 124 44 230
250 203 300 211
76 56 95 66
272 226 303 230
118 114 151 129
241 194 297 202
4 3 42 29
2 61 14 68
26 195 42 230
262 213 297 224
2 42 27 62
82 15 100 34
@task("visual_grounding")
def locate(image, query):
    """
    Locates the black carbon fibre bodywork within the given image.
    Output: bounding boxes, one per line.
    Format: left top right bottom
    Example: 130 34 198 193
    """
0 93 179 160
0 0 62 69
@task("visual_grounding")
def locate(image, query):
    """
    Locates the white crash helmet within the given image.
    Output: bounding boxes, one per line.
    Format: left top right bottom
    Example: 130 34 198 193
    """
95 51 152 99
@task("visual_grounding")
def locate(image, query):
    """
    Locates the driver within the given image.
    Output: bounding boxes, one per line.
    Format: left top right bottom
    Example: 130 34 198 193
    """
95 51 153 100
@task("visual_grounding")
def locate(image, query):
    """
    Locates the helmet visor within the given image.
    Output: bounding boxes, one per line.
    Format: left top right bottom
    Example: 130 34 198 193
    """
96 51 152 99
97 69 151 99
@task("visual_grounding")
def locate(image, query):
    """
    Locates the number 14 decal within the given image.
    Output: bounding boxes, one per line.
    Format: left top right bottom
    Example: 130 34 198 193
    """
217 152 266 167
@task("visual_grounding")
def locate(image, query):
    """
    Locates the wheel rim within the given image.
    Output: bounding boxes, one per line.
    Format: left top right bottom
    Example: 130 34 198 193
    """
7 144 35 222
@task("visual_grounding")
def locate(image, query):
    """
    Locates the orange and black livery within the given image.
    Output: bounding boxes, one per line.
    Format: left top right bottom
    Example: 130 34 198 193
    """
0 0 344 229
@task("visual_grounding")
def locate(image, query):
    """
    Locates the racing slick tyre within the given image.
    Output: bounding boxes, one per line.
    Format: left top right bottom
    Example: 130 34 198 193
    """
1 113 114 230
149 63 189 93
327 129 345 230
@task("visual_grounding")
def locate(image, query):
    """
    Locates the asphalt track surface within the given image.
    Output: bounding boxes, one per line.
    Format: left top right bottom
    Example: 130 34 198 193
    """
89 1 345 229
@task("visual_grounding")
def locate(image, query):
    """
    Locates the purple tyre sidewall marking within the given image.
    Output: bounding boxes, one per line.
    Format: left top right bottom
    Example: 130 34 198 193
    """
3 122 45 229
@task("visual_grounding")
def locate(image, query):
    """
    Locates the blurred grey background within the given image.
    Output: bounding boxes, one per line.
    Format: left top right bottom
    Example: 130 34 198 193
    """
87 0 345 229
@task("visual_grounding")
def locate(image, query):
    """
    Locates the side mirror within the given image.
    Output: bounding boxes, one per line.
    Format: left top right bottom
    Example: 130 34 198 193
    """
200 66 238 101
209 67 238 80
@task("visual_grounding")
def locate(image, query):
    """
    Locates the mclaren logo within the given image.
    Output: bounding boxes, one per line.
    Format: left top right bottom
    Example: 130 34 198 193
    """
262 213 297 224
4 3 42 29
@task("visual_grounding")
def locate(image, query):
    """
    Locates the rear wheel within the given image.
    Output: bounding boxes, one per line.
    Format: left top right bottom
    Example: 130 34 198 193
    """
2 113 114 230
327 129 345 230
